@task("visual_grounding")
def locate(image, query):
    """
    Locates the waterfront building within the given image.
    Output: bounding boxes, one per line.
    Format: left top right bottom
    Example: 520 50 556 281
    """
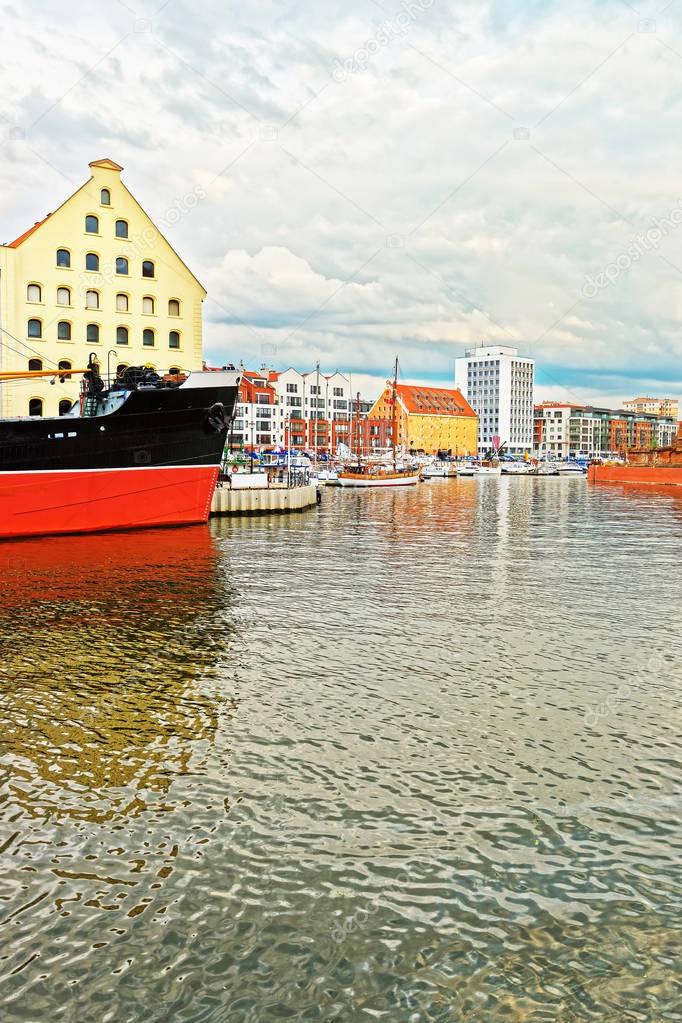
623 396 679 418
534 402 679 458
0 158 206 419
226 365 386 454
454 345 535 455
369 383 478 455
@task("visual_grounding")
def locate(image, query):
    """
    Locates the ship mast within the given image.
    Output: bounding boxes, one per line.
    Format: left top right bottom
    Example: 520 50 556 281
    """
392 356 399 472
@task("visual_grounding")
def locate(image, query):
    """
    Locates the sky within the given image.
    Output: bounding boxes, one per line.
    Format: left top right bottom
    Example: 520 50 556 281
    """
1 0 682 406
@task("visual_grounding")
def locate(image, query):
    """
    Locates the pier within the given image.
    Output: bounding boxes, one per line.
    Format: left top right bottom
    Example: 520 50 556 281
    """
211 478 319 517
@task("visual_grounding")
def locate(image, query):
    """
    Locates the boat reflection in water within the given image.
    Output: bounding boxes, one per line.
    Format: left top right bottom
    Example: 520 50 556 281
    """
0 526 234 823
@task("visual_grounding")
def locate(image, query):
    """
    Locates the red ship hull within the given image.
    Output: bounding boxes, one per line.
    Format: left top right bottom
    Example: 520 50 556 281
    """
0 465 219 539
588 464 682 486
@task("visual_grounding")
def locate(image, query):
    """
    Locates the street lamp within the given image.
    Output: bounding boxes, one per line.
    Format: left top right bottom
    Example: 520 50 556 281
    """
249 417 255 473
106 349 118 383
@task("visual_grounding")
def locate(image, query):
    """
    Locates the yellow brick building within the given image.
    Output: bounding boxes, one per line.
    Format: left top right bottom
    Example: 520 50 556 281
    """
0 158 206 418
370 382 478 455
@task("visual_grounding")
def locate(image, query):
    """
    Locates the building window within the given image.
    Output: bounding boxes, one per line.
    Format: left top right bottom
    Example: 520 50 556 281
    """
333 387 344 396
29 398 43 417
57 321 71 341
168 330 180 349
85 252 100 272
57 286 71 306
168 299 180 316
85 215 99 233
142 260 155 278
27 318 42 338
59 399 73 416
28 358 42 371
117 326 129 346
286 383 298 393
56 248 70 268
115 219 128 239
142 296 155 314
116 256 129 275
143 328 155 347
87 323 100 343
100 188 111 205
27 283 42 302
86 290 99 309
116 293 129 312
58 360 72 381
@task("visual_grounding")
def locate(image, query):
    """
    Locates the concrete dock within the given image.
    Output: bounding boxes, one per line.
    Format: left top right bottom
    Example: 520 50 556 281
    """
211 482 319 517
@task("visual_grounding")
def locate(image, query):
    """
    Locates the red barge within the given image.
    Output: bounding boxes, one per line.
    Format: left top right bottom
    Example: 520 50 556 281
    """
0 360 240 539
589 423 682 487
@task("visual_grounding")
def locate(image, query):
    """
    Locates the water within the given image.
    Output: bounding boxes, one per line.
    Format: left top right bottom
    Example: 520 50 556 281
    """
1 478 681 1022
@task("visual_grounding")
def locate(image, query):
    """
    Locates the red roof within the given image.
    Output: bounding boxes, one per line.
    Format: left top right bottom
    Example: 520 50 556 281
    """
7 216 49 248
395 384 476 418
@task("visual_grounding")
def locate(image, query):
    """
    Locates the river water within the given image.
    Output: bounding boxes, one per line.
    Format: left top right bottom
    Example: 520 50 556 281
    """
1 478 681 1022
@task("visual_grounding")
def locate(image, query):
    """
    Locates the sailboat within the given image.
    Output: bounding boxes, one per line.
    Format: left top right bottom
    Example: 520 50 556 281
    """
338 358 421 488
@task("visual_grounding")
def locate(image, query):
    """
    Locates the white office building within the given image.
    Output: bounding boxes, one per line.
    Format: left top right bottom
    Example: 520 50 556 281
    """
455 345 535 455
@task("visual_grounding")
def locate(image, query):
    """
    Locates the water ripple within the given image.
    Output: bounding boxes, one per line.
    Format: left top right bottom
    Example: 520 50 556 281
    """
1 482 681 1021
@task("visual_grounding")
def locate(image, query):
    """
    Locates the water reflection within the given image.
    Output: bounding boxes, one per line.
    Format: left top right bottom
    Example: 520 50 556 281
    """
1 481 681 1022
0 528 233 823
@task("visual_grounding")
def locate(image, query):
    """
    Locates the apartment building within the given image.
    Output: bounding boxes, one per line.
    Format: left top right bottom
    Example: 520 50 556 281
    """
454 345 535 454
534 402 679 457
623 396 679 418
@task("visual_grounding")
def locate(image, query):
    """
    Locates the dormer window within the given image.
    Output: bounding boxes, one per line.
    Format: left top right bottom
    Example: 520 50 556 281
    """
101 188 111 205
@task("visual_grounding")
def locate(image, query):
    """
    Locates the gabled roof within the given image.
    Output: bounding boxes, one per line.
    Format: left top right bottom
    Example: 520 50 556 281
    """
3 159 206 292
8 217 49 248
89 158 123 171
395 383 476 418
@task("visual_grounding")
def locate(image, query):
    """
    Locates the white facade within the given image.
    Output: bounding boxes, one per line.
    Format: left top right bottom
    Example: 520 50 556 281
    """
271 368 352 422
455 345 535 455
535 405 571 458
230 366 354 449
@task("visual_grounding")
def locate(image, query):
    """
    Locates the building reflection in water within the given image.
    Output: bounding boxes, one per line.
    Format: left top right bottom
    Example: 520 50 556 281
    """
0 526 234 823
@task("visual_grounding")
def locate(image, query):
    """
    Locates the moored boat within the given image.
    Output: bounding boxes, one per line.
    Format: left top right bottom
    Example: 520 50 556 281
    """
589 427 682 486
337 357 421 489
421 459 458 479
0 358 240 539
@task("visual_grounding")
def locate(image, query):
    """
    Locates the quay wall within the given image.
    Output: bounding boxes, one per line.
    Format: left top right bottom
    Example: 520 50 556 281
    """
211 484 319 516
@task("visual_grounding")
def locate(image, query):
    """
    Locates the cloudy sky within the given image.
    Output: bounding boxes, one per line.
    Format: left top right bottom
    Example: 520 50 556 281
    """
2 0 682 404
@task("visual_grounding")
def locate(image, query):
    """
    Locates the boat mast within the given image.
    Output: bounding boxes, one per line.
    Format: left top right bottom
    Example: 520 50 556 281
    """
392 356 399 471
315 360 320 468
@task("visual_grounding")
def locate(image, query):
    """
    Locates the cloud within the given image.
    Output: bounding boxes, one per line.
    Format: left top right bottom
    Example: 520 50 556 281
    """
1 0 682 405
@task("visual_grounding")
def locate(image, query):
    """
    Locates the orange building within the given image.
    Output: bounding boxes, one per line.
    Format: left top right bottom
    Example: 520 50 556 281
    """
369 383 478 455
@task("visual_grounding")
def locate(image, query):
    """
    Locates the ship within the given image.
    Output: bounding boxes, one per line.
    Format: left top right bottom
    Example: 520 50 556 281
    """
588 423 682 487
337 357 421 489
0 358 240 539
